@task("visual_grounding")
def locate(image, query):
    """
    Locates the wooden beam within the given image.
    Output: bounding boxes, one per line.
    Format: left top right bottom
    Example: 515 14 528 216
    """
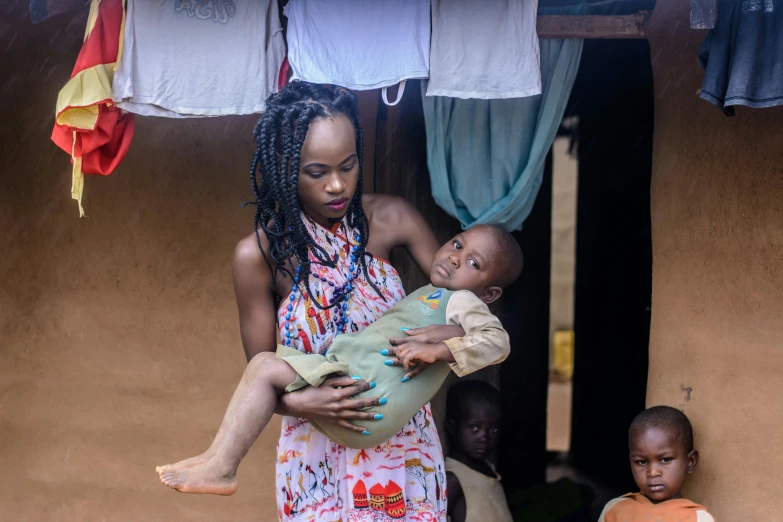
537 12 649 39
690 0 718 29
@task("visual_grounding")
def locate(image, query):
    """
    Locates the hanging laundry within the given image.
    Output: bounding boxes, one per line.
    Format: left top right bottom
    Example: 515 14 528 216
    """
699 0 783 116
426 0 541 100
51 0 133 217
113 0 285 118
422 39 582 232
284 0 429 104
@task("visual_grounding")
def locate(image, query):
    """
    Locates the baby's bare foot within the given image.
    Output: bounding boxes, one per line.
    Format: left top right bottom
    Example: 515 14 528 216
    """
156 451 212 475
159 460 238 496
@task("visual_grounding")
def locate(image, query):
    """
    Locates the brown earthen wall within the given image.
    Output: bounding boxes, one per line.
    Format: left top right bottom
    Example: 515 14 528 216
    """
646 1 783 519
6 2 783 521
0 7 329 520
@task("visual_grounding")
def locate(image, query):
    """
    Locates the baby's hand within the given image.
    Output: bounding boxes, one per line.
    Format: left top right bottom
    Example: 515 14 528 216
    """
388 325 465 347
396 342 448 368
383 342 453 380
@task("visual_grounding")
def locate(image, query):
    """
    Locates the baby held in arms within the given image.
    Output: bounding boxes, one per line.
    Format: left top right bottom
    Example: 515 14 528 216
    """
157 224 523 495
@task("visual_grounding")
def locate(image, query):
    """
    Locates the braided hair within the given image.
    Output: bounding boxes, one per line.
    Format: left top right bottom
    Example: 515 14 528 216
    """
248 81 383 309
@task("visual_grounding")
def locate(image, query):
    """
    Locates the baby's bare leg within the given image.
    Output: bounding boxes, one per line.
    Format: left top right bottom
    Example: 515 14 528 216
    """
158 352 296 495
156 353 291 475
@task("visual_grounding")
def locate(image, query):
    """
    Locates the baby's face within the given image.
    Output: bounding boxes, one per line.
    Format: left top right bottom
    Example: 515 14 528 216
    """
629 426 696 503
429 228 501 295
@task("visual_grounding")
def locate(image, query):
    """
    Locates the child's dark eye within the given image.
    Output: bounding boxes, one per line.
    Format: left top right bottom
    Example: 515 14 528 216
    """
468 258 480 269
469 425 479 432
453 241 462 250
635 460 647 466
661 458 673 464
489 427 499 434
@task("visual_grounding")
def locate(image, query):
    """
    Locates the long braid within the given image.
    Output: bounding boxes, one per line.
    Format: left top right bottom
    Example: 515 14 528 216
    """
248 82 383 309
335 92 385 303
287 106 326 307
250 111 282 295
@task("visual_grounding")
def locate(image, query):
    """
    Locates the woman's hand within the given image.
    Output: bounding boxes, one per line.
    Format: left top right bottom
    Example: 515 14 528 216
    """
277 376 385 434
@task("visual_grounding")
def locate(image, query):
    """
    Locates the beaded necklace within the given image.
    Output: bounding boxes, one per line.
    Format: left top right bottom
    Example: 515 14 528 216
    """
282 225 361 347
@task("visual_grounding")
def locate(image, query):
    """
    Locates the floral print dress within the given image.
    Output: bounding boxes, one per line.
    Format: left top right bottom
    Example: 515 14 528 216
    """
274 217 447 521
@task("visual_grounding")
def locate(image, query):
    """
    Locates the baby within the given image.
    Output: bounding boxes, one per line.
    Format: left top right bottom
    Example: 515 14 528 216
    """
157 224 523 495
598 406 715 521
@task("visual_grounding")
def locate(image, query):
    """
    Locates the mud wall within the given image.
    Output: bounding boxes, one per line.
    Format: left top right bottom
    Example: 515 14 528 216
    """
0 7 294 520
646 1 783 520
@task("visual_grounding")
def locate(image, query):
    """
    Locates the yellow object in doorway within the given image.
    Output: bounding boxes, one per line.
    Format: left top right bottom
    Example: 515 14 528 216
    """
551 330 575 380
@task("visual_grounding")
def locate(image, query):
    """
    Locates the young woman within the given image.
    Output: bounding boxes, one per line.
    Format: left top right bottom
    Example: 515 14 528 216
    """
233 82 457 520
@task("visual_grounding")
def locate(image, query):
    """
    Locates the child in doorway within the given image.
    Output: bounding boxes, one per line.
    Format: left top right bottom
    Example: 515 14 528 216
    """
598 406 715 522
157 224 523 495
445 380 513 522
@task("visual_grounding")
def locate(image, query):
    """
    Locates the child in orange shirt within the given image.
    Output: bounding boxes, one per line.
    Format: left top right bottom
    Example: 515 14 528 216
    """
598 406 715 522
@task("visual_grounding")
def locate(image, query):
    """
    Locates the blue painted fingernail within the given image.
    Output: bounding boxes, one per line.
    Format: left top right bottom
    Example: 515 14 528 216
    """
400 327 410 331
384 360 394 366
374 414 384 420
402 376 410 383
380 349 389 356
362 430 371 436
369 382 376 389
379 398 388 405
351 376 362 380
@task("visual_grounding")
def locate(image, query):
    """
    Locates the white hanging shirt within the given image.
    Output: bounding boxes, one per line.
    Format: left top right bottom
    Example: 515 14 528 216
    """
427 0 541 100
284 0 430 94
113 0 285 118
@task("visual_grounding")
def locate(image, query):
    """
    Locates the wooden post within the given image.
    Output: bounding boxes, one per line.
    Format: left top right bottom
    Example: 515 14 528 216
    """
537 13 649 39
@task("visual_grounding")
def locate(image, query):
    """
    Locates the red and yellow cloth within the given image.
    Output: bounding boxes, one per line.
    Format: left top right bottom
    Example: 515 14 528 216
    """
51 0 133 216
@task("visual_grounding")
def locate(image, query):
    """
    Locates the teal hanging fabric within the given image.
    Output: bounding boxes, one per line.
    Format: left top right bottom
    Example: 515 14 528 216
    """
422 39 583 231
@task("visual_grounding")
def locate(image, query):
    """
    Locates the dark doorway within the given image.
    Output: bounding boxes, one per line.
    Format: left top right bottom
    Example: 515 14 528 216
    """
566 38 654 494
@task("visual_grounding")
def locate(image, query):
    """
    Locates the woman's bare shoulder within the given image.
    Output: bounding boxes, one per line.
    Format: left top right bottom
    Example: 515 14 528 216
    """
233 230 271 277
363 193 422 229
